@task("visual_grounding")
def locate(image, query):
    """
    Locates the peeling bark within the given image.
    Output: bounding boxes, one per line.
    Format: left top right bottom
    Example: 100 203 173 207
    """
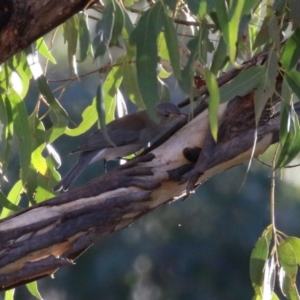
0 96 293 289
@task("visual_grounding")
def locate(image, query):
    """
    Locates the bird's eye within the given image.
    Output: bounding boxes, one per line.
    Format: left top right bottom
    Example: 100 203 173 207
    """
163 113 170 118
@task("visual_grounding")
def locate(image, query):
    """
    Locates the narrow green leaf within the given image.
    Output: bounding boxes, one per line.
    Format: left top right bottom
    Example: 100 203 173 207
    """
215 1 229 45
4 289 15 300
287 237 300 266
93 1 115 58
0 189 21 212
286 70 300 100
78 12 90 62
278 240 300 299
250 235 270 295
253 6 273 50
254 49 278 124
268 15 280 50
65 97 98 137
36 37 56 64
279 101 291 146
121 57 144 108
262 255 276 300
227 0 245 66
280 28 300 70
205 68 220 141
289 0 300 29
36 152 60 202
9 91 32 183
211 36 228 74
130 2 164 116
63 16 78 74
0 180 23 219
26 281 43 300
242 0 260 15
36 75 68 120
163 13 181 79
96 84 116 147
45 109 68 144
220 66 263 103
103 64 123 123
110 0 124 47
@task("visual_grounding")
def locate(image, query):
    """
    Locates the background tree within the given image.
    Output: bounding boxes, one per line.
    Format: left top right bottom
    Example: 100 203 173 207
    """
1 0 300 299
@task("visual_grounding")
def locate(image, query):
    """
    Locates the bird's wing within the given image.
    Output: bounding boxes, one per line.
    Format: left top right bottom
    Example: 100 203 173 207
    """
72 128 141 153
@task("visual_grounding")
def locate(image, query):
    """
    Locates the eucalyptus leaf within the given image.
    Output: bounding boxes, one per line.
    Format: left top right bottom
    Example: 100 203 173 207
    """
63 16 78 75
96 84 116 147
78 12 90 62
93 1 115 58
65 97 98 137
278 240 300 299
26 281 43 300
254 49 278 124
220 66 263 103
0 180 23 219
36 37 56 64
130 2 164 117
280 28 300 70
163 13 181 79
286 237 300 266
205 68 220 141
250 235 270 295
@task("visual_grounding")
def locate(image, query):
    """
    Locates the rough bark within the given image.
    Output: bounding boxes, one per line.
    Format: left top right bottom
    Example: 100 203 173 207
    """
0 0 97 64
0 94 292 290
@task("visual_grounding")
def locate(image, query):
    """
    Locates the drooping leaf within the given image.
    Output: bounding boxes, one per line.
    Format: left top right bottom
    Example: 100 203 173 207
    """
36 37 56 64
110 0 124 47
65 97 98 136
45 109 68 144
63 16 79 74
211 36 228 74
163 12 181 79
121 56 144 108
78 12 91 62
254 49 278 124
280 28 300 70
220 66 263 103
36 75 68 119
227 0 245 66
285 70 300 100
289 0 300 29
278 240 300 299
130 2 164 116
9 91 32 183
96 84 116 147
253 6 273 50
93 1 115 58
286 237 300 266
242 0 260 15
262 255 276 300
103 64 123 123
0 180 23 218
250 235 270 296
205 68 220 141
4 289 14 300
26 281 43 300
268 15 280 51
0 189 21 213
250 226 272 296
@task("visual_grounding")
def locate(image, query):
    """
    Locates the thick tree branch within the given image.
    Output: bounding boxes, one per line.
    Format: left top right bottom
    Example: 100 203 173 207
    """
0 92 294 289
0 0 97 64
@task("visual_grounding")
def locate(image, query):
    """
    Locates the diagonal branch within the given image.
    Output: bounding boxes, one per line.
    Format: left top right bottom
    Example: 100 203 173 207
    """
0 91 296 289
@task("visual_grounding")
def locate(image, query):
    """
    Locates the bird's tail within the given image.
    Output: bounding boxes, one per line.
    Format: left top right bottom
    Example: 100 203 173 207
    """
53 151 97 192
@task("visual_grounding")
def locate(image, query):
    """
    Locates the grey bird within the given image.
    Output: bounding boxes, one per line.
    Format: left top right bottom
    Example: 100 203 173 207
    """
54 102 182 192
